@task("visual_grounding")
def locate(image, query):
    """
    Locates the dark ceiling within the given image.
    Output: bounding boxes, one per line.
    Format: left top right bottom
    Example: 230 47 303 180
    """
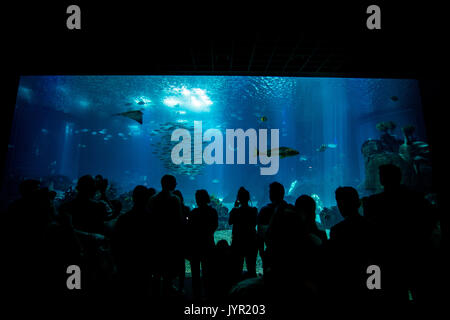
5 2 446 78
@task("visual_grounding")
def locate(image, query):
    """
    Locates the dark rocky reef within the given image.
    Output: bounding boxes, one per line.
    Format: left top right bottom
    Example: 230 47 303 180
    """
361 123 432 194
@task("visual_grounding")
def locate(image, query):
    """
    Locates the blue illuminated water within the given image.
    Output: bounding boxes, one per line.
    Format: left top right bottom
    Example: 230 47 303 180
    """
3 76 426 209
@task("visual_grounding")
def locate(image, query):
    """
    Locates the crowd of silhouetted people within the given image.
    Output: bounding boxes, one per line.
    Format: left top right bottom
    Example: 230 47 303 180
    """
3 164 446 314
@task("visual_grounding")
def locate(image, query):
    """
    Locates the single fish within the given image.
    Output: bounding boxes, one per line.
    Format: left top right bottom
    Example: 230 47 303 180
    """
81 129 89 133
391 96 399 101
255 147 300 159
317 143 337 152
259 116 268 122
317 144 327 152
288 180 298 195
41 128 48 134
299 155 308 161
91 131 97 135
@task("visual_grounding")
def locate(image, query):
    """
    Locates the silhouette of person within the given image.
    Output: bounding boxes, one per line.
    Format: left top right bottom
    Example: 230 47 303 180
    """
295 195 327 244
188 189 218 299
94 174 114 218
229 187 258 279
147 174 183 296
364 164 434 303
7 183 82 303
257 182 287 269
328 186 370 303
208 240 235 301
264 203 322 311
111 185 151 299
59 175 107 235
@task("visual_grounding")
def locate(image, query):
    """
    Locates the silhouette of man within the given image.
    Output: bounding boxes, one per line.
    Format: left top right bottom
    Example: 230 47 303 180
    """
188 189 218 300
329 186 370 303
365 164 434 303
264 203 322 310
147 174 183 296
111 185 151 298
257 182 287 268
59 175 107 235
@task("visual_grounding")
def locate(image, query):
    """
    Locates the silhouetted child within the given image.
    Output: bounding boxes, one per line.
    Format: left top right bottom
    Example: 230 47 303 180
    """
208 240 235 301
295 195 327 244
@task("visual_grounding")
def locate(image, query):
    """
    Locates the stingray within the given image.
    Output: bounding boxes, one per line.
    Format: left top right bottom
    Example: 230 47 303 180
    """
113 110 143 124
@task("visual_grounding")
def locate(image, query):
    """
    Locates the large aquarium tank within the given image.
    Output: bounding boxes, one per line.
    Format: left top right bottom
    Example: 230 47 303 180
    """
1 76 429 229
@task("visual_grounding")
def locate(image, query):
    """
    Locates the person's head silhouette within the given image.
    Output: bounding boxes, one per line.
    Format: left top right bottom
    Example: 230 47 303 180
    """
237 187 250 206
161 174 177 191
378 164 402 191
295 195 316 226
335 186 360 218
195 189 210 207
132 185 149 206
269 182 285 204
76 175 97 199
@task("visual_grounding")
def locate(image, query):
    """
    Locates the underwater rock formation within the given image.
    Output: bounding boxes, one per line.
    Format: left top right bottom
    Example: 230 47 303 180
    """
361 123 432 194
